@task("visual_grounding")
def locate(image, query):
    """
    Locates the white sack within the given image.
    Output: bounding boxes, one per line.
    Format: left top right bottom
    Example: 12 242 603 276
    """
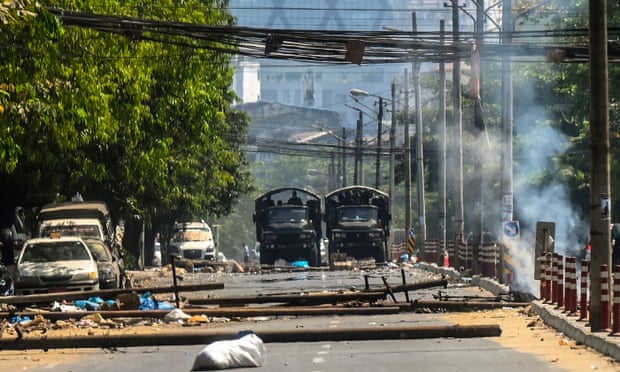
192 332 266 371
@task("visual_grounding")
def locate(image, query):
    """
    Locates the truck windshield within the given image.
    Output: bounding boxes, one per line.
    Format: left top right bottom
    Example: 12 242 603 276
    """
338 207 377 222
171 229 211 242
40 225 102 240
268 207 307 223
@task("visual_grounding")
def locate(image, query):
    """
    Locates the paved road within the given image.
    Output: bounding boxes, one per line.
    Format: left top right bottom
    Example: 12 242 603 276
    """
27 310 569 372
20 266 573 371
35 338 570 372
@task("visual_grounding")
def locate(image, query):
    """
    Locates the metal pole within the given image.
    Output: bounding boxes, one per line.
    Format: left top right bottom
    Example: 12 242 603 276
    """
376 97 384 189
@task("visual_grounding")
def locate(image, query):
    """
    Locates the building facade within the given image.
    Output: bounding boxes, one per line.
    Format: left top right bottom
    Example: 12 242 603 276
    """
229 0 479 126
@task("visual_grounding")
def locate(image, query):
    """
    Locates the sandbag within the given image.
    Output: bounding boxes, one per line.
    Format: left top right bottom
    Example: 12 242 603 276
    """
192 332 266 371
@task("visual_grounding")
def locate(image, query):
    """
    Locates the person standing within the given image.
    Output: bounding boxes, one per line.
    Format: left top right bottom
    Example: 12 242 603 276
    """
243 243 250 264
1 228 16 285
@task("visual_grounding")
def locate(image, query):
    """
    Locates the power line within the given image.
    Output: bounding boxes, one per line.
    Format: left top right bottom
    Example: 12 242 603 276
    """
47 8 620 64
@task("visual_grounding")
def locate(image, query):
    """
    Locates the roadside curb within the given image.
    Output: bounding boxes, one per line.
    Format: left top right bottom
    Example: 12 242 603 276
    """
531 301 620 362
446 271 620 362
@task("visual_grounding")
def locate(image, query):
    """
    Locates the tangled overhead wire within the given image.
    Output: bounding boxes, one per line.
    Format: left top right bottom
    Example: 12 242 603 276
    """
47 8 620 65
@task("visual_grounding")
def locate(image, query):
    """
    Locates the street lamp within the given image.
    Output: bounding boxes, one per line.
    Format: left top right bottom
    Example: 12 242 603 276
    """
349 89 387 190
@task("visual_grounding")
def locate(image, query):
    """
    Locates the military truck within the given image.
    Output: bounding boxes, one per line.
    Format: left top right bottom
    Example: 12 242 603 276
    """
253 187 322 267
324 185 390 264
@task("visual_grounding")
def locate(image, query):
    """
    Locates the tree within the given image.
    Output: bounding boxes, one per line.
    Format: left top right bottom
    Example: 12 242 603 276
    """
0 1 252 253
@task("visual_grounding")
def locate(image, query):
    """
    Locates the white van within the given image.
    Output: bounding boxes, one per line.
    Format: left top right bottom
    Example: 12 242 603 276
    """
168 221 217 261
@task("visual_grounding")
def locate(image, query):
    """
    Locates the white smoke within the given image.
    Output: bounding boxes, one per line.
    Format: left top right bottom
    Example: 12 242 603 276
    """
510 91 588 296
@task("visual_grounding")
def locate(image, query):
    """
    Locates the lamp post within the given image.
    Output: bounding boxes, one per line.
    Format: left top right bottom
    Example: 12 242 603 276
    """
350 88 388 189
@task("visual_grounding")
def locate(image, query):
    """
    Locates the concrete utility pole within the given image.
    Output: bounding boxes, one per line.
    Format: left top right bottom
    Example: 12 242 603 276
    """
439 20 447 256
412 12 426 256
389 80 396 246
375 97 384 189
342 127 347 187
355 109 363 185
451 1 465 245
588 0 611 332
471 0 485 275
404 68 412 236
501 0 514 224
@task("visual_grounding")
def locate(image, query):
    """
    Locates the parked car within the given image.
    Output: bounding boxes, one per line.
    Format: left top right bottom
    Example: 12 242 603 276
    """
14 236 99 295
82 238 123 289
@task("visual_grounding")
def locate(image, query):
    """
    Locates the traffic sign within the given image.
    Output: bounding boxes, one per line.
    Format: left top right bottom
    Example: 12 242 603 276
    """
502 221 520 240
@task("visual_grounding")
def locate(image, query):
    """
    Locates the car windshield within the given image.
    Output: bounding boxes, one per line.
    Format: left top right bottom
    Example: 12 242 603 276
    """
20 241 91 263
268 207 307 223
84 240 111 262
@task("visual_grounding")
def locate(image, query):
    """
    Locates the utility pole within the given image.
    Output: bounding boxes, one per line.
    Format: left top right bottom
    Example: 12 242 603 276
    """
501 0 514 224
588 0 611 332
389 79 396 246
501 0 515 285
439 20 447 258
451 1 465 246
404 68 412 237
412 12 426 257
471 0 485 275
375 97 384 189
341 127 347 187
354 109 363 185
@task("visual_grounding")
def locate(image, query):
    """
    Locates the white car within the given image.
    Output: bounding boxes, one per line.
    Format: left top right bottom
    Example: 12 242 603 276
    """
14 236 99 295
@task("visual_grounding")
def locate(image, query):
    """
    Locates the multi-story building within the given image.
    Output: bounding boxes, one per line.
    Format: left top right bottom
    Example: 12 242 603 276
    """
229 0 478 126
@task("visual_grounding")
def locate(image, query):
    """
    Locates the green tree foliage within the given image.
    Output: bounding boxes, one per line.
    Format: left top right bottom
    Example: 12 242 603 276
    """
0 1 252 239
518 0 620 218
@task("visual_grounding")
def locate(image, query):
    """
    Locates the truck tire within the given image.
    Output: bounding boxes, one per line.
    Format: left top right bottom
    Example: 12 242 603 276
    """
308 244 320 267
375 244 387 264
260 250 274 266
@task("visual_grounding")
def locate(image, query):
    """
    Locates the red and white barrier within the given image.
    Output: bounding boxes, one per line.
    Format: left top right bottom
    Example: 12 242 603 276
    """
565 257 577 314
557 255 564 308
601 264 610 330
545 253 553 302
579 260 589 321
613 265 620 333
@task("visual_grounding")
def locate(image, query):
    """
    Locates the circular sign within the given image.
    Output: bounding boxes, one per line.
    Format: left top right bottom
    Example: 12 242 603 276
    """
503 221 519 238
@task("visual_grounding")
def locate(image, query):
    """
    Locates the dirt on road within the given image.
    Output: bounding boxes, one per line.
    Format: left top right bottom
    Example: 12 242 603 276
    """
444 307 619 372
